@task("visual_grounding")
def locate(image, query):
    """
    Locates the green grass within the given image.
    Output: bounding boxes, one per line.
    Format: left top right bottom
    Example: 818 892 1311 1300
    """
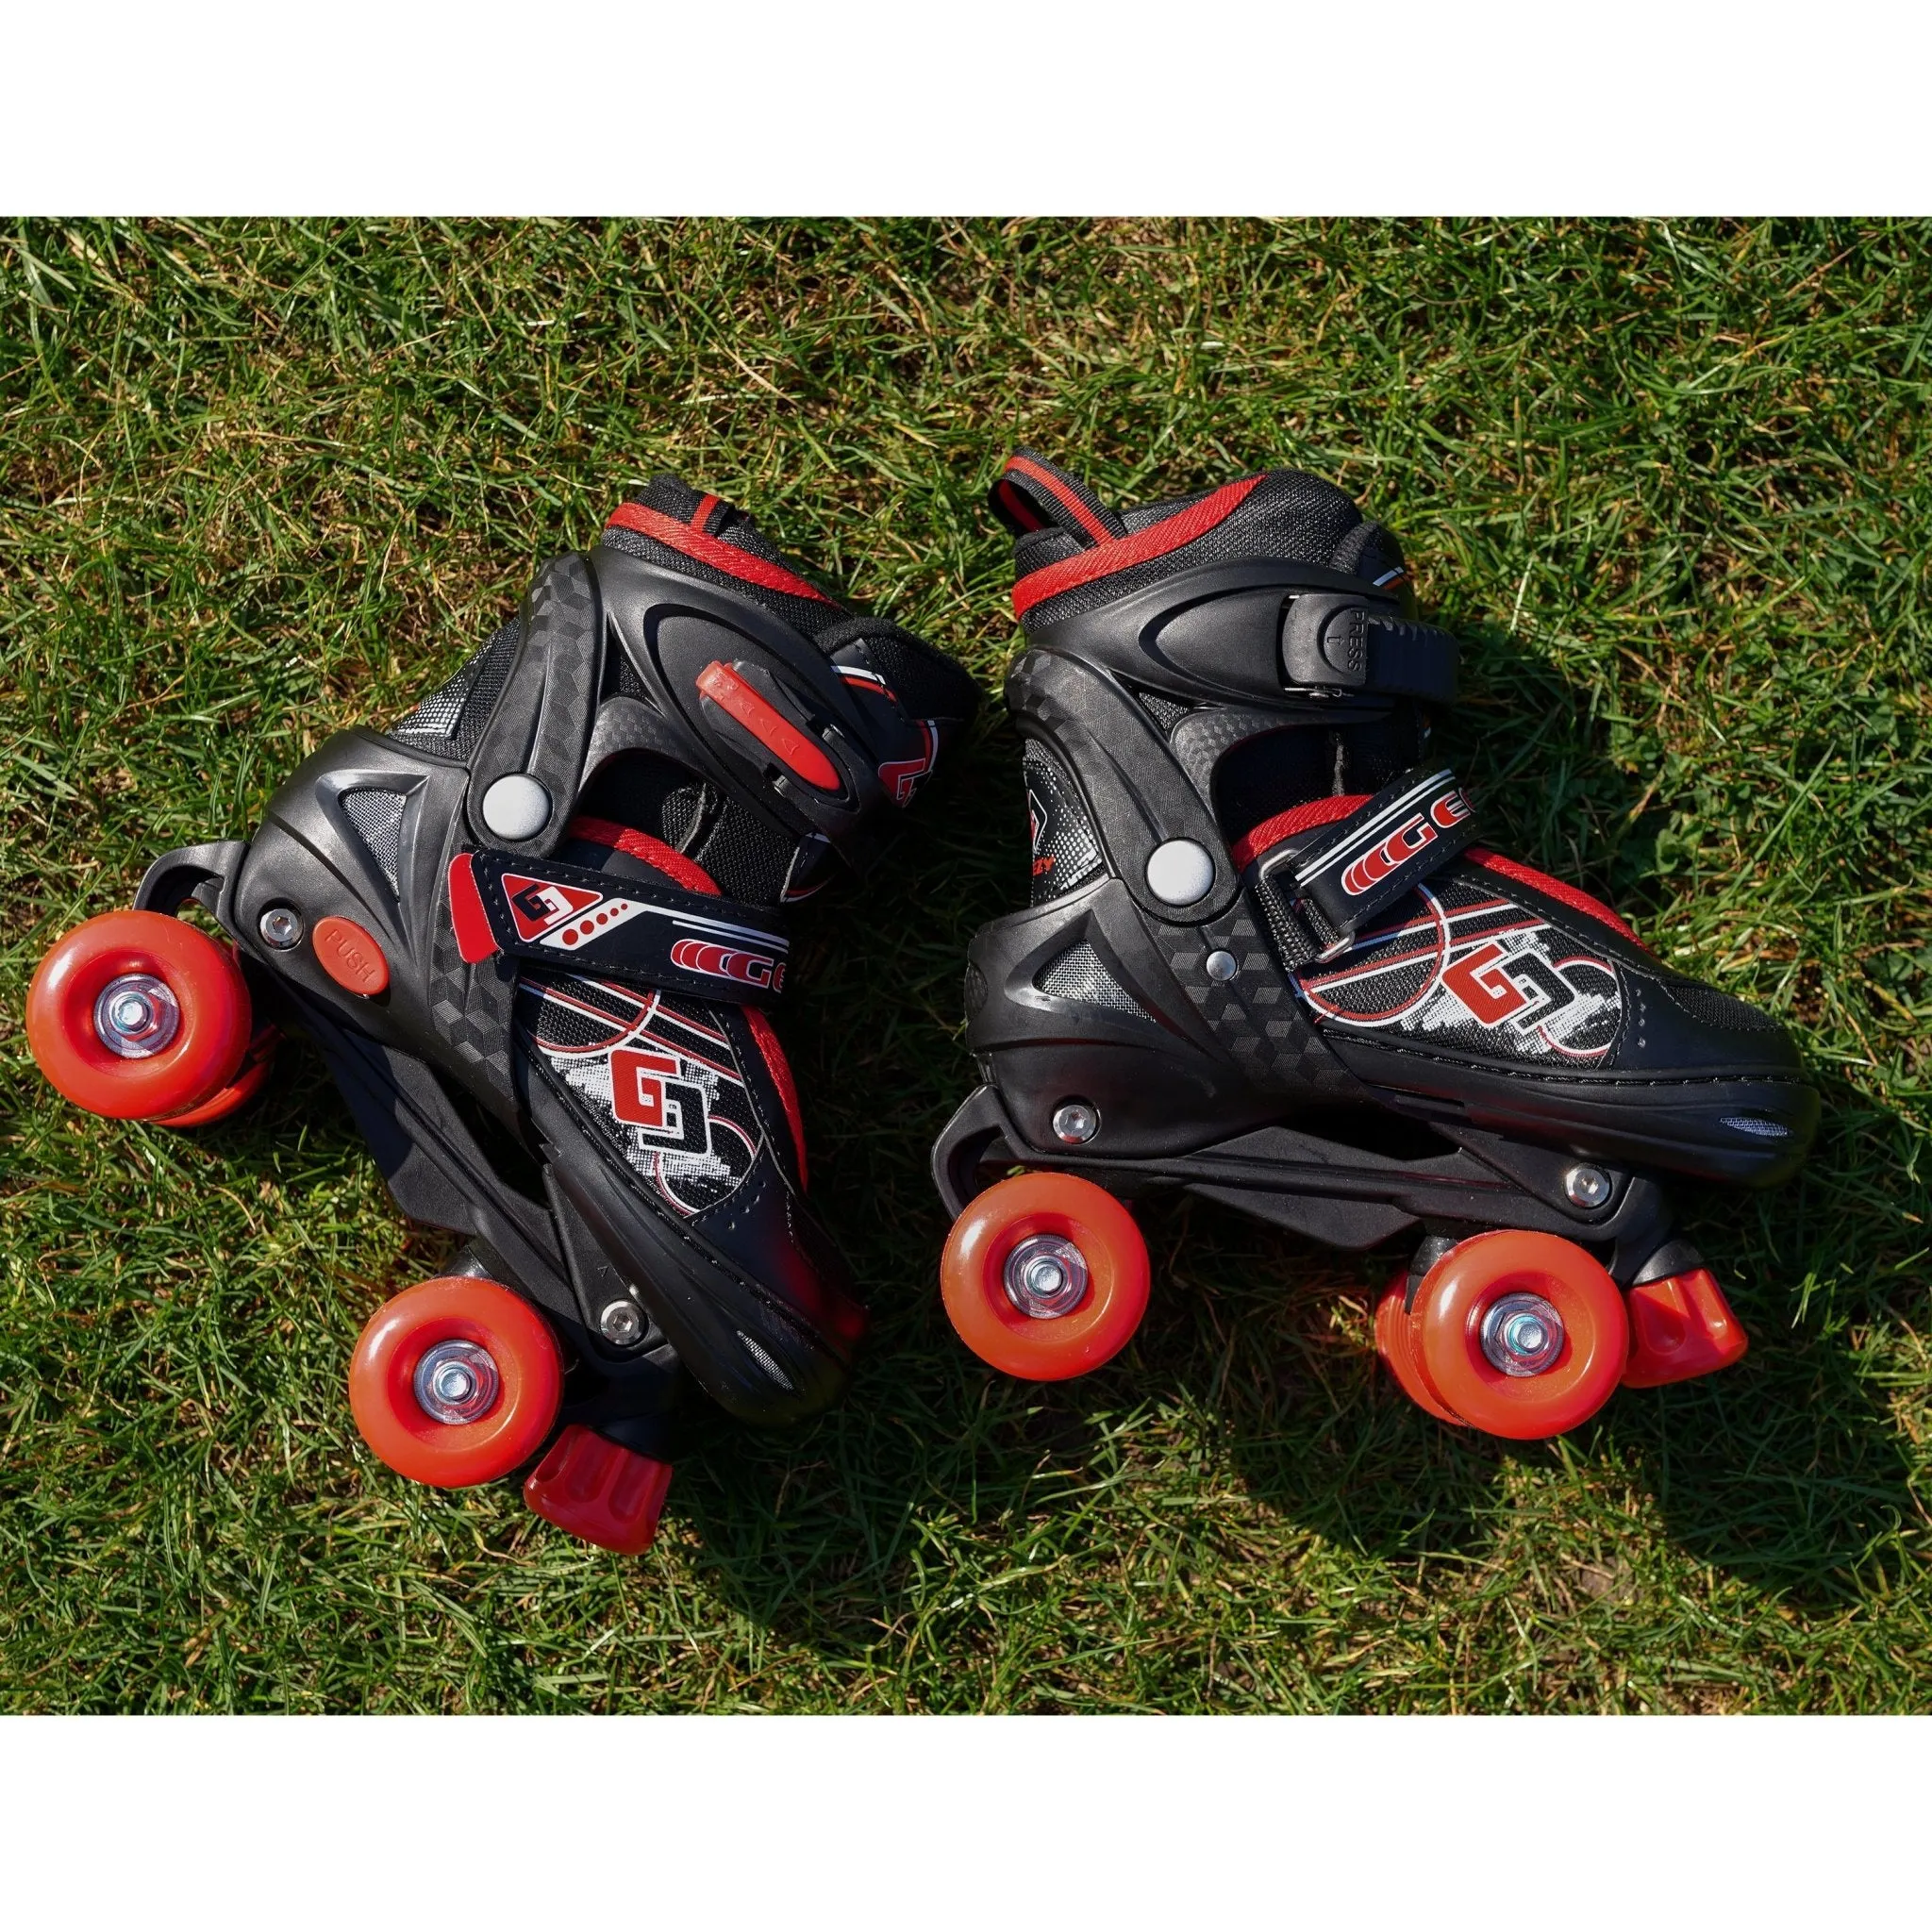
2 218 1928 1712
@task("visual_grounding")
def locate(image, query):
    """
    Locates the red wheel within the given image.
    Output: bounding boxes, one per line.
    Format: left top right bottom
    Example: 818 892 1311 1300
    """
348 1276 562 1488
1412 1230 1629 1440
940 1172 1150 1381
26 910 252 1121
1374 1272 1464 1425
157 1019 279 1128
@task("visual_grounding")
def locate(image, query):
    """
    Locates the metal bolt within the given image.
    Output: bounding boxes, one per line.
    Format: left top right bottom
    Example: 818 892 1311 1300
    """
92 974 180 1058
412 1339 500 1424
1002 1232 1091 1319
598 1299 644 1345
1563 1164 1612 1209
1479 1292 1566 1377
1051 1101 1099 1145
258 907 304 950
1205 949 1238 983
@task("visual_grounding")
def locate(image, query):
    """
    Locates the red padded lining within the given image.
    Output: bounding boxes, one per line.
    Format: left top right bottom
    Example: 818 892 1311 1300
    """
605 501 835 606
1465 847 1641 947
1228 793 1368 871
1011 476 1262 618
566 815 720 896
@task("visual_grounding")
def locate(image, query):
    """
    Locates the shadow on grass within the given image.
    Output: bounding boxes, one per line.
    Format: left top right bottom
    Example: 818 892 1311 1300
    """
658 621 1920 1649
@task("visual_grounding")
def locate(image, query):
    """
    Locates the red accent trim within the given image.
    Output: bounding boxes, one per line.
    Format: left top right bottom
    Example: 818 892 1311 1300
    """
1011 475 1262 619
690 491 720 532
447 852 500 962
744 1006 808 1191
1003 454 1117 546
565 815 720 896
993 479 1047 533
604 501 835 606
694 660 841 792
1622 1268 1748 1389
1464 848 1641 947
1228 793 1368 872
523 1424 674 1556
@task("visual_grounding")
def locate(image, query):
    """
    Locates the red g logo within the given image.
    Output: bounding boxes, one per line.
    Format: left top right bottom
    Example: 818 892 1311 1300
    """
610 1048 683 1133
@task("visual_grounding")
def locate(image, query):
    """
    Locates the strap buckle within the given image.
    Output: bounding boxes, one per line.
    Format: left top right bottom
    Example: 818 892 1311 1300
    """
1279 593 1459 706
1249 767 1478 967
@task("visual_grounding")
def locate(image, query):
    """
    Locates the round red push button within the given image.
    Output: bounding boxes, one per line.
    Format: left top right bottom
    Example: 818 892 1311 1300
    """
312 915 391 996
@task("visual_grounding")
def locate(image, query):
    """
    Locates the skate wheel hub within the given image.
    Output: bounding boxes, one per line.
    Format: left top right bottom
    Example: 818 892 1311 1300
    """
1003 1232 1091 1318
1145 839 1214 907
1479 1291 1565 1376
93 974 180 1058
412 1339 501 1424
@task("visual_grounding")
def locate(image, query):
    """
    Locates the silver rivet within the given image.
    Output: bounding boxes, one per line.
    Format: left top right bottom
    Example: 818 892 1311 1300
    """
599 1299 644 1345
412 1339 500 1424
480 774 551 841
92 974 180 1058
1002 1233 1091 1319
1205 949 1238 982
1051 1101 1099 1144
1480 1292 1566 1376
1563 1165 1612 1209
1145 839 1215 907
258 907 303 950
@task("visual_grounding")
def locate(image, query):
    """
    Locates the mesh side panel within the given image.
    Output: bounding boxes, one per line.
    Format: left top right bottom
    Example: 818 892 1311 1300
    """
1014 528 1081 575
838 628 981 724
391 617 522 761
636 474 708 523
691 797 797 904
524 984 630 1049
1036 941 1145 1015
1330 518 1407 585
575 755 715 863
1022 469 1369 629
1123 490 1213 531
341 788 407 891
600 524 841 642
1656 979 1785 1033
1211 724 1336 854
1024 741 1104 905
1135 689 1191 734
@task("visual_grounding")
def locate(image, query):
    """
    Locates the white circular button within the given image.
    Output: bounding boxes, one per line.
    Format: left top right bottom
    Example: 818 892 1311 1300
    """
1145 839 1214 907
480 774 551 841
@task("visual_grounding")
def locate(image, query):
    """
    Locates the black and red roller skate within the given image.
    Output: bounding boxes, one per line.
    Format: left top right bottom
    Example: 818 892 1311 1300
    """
28 475 978 1551
931 449 1816 1440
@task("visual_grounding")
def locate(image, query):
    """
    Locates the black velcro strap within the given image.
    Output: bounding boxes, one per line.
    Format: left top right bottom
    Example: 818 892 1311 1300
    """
450 847 789 1005
1252 767 1477 964
1279 593 1458 705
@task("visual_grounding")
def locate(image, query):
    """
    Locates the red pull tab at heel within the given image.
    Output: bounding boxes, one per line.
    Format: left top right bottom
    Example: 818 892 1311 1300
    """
523 1424 674 1555
1622 1268 1749 1389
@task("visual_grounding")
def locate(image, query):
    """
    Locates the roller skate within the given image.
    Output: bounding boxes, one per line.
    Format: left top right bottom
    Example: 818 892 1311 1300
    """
28 475 978 1549
931 449 1817 1440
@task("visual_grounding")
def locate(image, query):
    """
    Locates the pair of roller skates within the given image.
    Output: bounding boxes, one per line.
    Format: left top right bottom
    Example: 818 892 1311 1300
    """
27 452 1817 1557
